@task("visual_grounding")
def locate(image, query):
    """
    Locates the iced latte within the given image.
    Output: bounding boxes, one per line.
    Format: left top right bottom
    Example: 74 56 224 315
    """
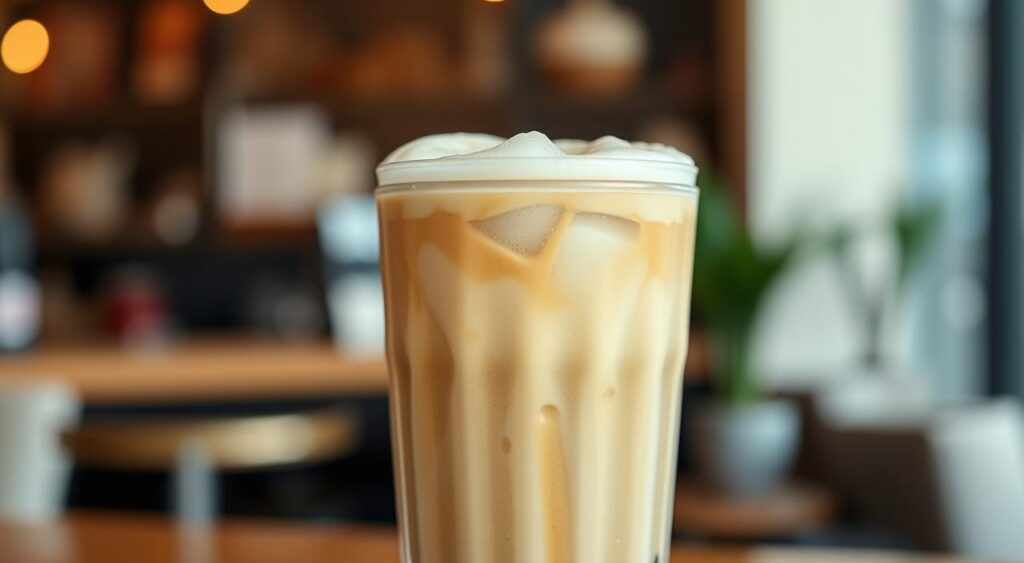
376 132 698 563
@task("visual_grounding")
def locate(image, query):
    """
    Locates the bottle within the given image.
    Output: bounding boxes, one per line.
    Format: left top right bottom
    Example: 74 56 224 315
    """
0 187 41 353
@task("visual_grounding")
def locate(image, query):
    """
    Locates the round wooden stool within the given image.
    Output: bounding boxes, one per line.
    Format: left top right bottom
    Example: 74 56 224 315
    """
63 408 359 522
65 408 358 470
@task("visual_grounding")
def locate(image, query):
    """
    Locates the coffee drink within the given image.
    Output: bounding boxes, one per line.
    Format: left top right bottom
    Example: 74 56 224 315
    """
377 132 698 563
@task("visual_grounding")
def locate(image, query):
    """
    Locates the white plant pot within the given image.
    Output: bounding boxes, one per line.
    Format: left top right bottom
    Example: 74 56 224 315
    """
691 399 800 497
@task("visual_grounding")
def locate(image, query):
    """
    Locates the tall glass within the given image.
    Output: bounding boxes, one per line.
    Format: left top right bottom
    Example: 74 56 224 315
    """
377 177 698 563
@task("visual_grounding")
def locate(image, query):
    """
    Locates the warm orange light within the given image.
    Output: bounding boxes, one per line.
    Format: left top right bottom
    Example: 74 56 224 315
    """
1 19 49 74
203 0 250 15
484 0 505 3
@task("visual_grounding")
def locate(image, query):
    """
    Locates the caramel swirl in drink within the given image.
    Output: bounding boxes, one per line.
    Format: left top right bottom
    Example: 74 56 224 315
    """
377 132 698 563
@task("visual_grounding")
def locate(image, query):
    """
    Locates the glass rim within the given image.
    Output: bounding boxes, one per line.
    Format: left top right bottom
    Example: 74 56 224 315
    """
375 157 699 189
374 178 701 196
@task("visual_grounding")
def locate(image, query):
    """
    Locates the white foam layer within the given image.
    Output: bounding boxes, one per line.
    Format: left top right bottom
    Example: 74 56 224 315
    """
377 131 698 187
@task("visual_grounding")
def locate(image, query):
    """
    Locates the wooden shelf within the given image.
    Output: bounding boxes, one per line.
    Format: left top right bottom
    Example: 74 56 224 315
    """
8 101 203 130
217 221 319 247
526 85 707 114
234 87 708 122
36 235 175 261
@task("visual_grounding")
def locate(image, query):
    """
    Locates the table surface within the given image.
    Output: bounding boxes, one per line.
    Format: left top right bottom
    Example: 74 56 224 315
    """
0 513 979 563
0 334 719 404
0 338 389 403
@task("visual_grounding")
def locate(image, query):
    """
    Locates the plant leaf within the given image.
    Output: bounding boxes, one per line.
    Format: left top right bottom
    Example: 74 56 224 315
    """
692 174 805 403
894 200 942 293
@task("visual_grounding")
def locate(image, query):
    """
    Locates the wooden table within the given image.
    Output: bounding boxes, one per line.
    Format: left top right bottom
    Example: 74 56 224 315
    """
0 335 716 403
0 338 389 403
0 513 977 563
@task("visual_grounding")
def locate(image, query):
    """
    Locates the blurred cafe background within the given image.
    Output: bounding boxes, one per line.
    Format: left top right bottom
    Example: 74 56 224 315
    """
1 0 1023 561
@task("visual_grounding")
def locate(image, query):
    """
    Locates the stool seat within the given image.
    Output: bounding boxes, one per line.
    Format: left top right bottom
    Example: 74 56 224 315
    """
65 409 358 471
674 480 837 540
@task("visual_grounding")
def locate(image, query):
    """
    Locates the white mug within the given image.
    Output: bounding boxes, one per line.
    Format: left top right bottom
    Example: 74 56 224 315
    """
0 377 79 523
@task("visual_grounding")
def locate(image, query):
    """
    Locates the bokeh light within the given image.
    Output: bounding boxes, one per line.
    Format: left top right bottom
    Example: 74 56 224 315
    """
1 19 49 74
203 0 250 16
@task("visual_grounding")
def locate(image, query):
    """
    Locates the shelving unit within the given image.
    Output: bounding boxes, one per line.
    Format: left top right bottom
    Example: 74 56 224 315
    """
2 0 744 335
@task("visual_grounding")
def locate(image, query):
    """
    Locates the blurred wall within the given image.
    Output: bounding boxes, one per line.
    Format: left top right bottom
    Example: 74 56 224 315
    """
747 0 914 385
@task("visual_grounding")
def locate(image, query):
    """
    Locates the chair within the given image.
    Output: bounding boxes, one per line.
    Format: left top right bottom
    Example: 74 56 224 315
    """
928 399 1024 560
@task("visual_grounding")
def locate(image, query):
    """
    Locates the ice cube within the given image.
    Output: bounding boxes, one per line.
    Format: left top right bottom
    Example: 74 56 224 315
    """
471 205 564 256
416 243 529 353
570 212 639 244
552 212 640 284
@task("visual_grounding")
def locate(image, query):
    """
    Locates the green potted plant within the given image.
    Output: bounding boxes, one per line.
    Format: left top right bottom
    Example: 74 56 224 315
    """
689 176 806 496
816 199 942 427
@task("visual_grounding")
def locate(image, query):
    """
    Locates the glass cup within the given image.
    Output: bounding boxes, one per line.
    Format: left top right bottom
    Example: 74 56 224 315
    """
377 177 698 563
